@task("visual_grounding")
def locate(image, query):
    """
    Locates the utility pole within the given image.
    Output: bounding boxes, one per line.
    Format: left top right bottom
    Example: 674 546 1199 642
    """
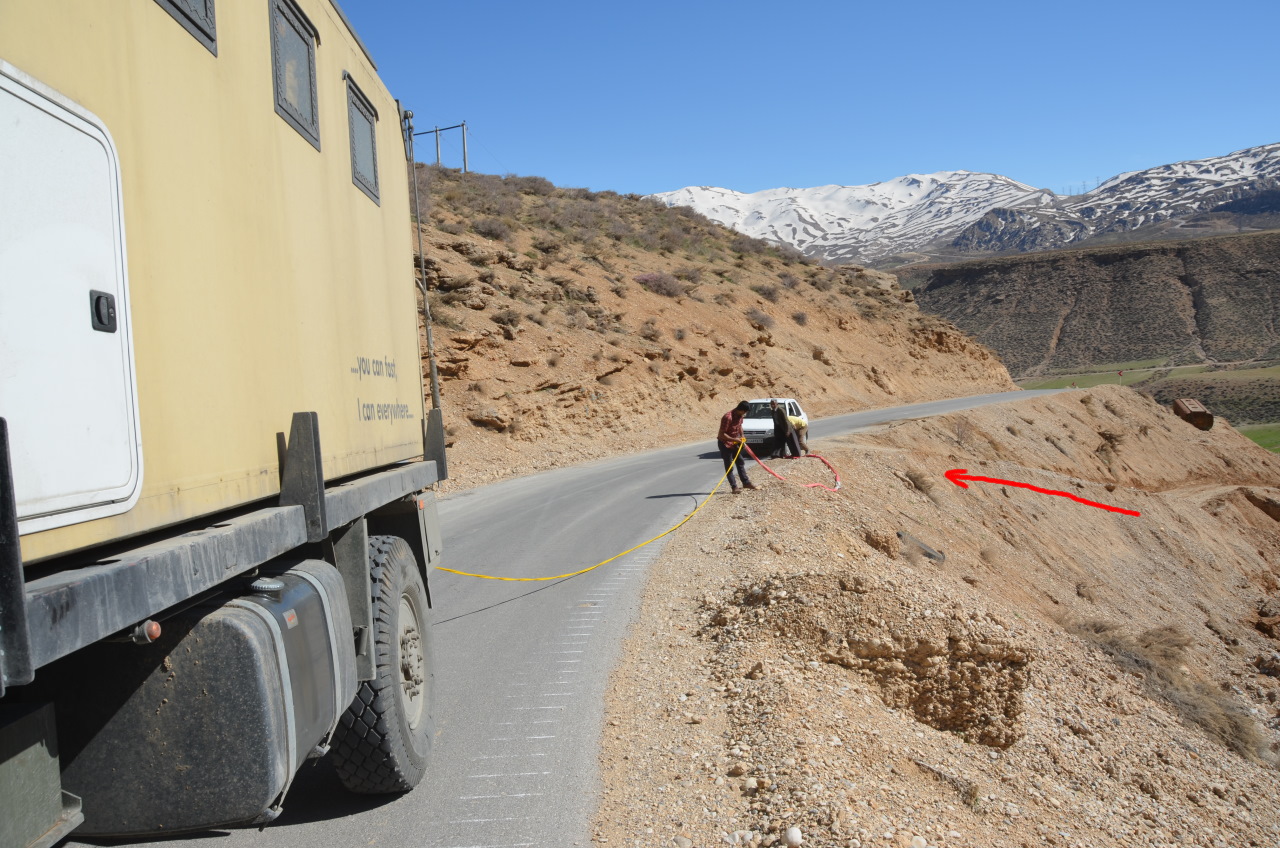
414 122 467 172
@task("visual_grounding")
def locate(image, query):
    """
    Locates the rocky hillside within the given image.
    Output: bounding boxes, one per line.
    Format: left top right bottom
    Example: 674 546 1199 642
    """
906 230 1280 380
653 143 1280 268
411 167 1013 488
592 385 1280 848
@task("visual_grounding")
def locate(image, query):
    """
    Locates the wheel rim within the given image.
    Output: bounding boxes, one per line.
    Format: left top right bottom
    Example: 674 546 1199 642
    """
398 592 427 729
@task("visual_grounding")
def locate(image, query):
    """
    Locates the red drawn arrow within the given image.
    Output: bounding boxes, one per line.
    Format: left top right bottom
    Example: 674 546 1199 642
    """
944 469 1141 516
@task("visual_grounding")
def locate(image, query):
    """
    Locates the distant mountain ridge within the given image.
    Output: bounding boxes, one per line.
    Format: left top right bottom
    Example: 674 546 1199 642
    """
651 142 1280 267
910 229 1280 379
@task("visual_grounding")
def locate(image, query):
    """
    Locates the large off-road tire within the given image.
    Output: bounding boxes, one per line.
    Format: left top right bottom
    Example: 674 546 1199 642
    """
331 535 435 793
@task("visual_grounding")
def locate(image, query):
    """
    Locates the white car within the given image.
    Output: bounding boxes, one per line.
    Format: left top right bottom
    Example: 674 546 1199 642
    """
741 398 807 451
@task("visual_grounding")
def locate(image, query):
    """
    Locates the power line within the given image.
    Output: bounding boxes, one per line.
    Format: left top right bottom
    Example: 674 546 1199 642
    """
466 127 512 176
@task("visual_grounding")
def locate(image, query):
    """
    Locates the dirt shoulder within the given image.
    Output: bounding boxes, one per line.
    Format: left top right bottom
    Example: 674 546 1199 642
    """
592 386 1280 848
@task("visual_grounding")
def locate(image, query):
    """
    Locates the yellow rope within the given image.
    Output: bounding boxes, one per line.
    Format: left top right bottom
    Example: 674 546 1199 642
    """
433 441 746 582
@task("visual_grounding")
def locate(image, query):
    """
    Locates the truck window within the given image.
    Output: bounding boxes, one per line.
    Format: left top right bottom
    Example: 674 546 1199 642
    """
153 0 217 56
346 74 379 204
271 0 320 150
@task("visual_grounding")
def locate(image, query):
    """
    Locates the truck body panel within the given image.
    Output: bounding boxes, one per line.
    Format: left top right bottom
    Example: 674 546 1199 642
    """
0 0 426 563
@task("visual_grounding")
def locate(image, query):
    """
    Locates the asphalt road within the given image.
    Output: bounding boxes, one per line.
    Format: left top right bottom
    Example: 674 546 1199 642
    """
85 389 1060 848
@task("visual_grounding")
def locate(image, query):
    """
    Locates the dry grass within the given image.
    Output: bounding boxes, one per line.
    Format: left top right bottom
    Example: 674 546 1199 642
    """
904 468 942 505
1070 620 1273 765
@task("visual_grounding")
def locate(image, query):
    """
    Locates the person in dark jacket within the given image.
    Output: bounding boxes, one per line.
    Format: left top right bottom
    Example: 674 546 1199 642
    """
769 399 802 458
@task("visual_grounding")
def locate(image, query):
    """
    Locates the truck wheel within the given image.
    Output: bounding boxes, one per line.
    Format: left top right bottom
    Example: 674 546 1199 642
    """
331 535 434 793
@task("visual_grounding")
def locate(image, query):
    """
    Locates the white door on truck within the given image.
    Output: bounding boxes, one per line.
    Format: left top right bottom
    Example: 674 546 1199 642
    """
0 62 141 534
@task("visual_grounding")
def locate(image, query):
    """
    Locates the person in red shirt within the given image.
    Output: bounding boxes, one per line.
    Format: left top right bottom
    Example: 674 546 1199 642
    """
717 401 758 494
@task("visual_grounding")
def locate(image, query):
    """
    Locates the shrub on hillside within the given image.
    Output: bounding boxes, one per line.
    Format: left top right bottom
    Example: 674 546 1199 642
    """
745 308 774 330
634 272 686 298
775 243 812 265
505 174 555 196
751 284 780 303
791 311 808 326
492 308 521 327
473 217 512 241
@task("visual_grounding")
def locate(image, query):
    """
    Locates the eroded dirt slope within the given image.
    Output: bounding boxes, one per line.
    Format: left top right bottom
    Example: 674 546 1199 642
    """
592 386 1280 848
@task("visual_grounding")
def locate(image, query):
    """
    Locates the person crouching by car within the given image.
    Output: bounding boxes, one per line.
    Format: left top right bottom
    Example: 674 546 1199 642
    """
788 413 809 455
718 401 758 494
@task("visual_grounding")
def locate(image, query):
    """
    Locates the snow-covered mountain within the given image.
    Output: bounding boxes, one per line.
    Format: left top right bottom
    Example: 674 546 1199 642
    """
650 143 1280 266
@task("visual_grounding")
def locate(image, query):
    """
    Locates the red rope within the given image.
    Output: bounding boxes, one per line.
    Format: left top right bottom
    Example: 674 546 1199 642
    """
740 441 842 492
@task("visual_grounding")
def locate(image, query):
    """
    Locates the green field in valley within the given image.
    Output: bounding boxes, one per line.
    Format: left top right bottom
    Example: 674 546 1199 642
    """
1169 364 1280 382
1239 423 1280 453
1018 362 1211 390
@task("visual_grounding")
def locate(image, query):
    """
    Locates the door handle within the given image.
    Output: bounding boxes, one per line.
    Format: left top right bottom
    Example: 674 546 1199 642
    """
90 290 117 333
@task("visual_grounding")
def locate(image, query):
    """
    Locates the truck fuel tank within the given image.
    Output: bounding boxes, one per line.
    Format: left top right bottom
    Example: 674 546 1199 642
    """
53 559 357 837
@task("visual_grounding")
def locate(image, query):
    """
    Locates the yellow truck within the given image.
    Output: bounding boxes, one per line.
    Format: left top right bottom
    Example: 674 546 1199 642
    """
0 2 447 843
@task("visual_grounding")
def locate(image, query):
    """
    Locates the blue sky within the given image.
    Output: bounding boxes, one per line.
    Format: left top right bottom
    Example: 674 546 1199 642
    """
340 0 1279 196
